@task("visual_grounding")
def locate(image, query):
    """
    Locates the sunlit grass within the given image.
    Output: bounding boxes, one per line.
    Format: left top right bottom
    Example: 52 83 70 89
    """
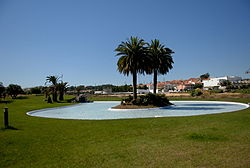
0 95 249 167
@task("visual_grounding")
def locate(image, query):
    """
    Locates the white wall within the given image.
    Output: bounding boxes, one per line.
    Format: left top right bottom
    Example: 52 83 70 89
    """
203 76 242 88
227 76 242 81
147 84 158 93
137 89 150 94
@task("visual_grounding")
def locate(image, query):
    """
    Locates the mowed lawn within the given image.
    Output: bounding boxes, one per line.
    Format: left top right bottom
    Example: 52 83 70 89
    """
0 95 249 168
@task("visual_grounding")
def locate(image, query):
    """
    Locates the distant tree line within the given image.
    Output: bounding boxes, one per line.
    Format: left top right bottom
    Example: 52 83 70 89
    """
67 84 114 92
67 84 134 93
30 87 42 94
0 82 24 99
112 84 133 92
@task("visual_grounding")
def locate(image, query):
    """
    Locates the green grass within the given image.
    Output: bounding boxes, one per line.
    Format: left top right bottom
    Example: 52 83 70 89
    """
0 95 250 167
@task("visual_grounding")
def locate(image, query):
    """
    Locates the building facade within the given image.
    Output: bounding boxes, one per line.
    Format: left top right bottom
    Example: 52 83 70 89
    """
202 76 242 89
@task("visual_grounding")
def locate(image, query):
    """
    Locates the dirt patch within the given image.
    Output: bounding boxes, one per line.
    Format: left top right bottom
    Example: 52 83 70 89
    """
164 93 191 97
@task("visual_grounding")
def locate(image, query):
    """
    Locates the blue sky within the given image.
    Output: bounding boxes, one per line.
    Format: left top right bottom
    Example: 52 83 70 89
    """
0 0 250 88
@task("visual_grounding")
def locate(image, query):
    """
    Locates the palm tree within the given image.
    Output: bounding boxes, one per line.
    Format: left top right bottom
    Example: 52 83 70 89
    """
148 39 174 93
57 82 68 101
43 86 53 103
115 37 148 100
46 75 59 102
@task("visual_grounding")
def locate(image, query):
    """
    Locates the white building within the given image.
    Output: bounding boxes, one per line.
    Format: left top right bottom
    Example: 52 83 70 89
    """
103 88 112 94
146 84 159 93
202 76 242 89
137 89 150 94
94 88 112 95
94 91 103 94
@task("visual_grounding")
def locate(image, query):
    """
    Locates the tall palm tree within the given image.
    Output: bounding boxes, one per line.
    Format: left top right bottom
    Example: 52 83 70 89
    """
46 75 59 102
57 82 68 101
148 39 174 94
115 37 148 100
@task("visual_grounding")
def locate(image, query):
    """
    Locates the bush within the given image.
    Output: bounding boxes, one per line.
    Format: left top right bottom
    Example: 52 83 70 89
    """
122 93 172 107
238 84 250 89
190 89 203 97
6 84 23 99
194 83 203 89
30 87 42 94
0 82 5 99
234 89 250 94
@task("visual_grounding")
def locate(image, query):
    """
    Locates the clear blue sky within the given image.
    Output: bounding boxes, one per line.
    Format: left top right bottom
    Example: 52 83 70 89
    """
0 0 250 88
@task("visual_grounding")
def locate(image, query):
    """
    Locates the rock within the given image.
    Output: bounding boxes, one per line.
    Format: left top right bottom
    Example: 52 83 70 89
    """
69 94 93 103
76 94 87 102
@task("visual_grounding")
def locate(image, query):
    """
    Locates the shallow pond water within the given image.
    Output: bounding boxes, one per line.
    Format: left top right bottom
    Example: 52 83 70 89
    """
27 101 249 120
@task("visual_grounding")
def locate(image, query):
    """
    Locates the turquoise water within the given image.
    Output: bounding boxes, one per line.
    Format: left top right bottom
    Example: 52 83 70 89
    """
27 101 249 120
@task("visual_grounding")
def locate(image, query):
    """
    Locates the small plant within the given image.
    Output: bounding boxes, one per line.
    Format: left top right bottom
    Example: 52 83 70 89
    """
190 89 203 97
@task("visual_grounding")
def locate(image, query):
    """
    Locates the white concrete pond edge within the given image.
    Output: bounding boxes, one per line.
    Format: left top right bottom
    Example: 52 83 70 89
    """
108 101 249 111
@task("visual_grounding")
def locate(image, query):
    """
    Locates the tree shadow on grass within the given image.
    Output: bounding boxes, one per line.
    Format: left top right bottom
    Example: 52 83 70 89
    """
0 100 13 104
0 126 19 131
16 96 29 99
187 133 227 141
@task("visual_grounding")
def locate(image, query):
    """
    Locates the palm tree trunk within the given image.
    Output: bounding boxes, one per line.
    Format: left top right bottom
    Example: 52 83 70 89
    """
53 92 57 102
47 95 52 103
59 91 64 101
132 70 137 100
52 87 57 102
153 70 157 94
55 92 58 102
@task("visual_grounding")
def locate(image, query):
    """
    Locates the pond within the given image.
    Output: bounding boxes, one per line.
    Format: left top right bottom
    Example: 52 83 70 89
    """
27 101 249 120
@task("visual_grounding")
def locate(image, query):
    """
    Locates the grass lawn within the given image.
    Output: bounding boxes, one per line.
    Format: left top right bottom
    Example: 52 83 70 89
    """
0 95 250 168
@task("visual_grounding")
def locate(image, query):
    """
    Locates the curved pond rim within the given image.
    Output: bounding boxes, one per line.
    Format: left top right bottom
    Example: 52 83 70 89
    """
26 101 249 120
108 101 249 111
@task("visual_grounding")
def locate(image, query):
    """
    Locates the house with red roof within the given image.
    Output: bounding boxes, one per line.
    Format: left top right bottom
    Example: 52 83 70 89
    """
143 78 202 93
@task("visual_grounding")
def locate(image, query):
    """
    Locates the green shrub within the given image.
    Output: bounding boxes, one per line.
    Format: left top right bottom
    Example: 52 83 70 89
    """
209 89 224 93
123 93 172 107
31 87 42 94
0 82 5 99
124 95 133 103
190 89 203 97
194 83 203 89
